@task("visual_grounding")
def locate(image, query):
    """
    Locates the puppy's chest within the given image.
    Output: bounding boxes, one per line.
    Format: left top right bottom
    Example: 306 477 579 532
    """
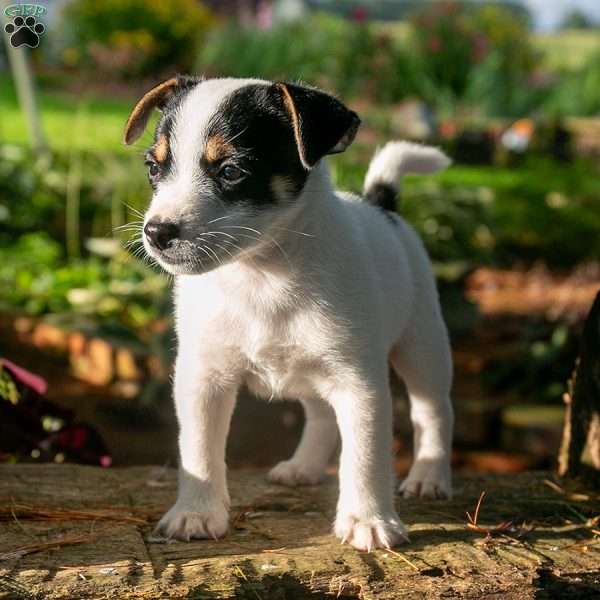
242 321 330 401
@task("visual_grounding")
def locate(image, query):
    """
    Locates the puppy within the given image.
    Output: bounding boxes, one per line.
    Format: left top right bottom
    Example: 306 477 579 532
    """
123 76 454 551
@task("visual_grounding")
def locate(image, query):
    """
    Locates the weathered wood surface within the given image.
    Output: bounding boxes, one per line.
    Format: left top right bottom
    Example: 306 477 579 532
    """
0 465 599 599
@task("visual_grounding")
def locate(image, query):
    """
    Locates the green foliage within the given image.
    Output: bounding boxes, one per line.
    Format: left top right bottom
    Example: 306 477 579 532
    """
483 321 577 405
198 13 392 98
545 50 600 116
410 1 538 113
0 232 167 333
60 0 214 77
0 144 165 334
0 144 147 246
197 4 548 117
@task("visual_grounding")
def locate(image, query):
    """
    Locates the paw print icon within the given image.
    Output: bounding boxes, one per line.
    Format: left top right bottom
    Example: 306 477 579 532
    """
5 15 45 48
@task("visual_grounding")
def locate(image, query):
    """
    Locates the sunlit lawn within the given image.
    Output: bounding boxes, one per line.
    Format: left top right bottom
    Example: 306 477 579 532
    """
0 74 139 153
534 29 600 70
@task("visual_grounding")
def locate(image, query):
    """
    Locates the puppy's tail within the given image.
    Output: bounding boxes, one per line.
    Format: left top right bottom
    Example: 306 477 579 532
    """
363 141 451 212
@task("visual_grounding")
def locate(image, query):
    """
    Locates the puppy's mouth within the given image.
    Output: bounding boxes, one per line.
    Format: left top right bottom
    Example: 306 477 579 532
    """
144 239 235 275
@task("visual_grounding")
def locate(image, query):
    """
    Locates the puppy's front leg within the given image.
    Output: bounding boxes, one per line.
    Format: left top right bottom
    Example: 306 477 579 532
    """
154 359 237 541
330 374 408 551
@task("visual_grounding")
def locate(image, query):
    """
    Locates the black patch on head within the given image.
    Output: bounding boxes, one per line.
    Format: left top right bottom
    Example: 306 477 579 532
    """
276 82 360 168
365 182 398 213
201 84 309 207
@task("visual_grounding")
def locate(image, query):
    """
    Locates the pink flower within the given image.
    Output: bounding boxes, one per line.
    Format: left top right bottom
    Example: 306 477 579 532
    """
428 36 442 52
471 33 489 62
351 6 368 23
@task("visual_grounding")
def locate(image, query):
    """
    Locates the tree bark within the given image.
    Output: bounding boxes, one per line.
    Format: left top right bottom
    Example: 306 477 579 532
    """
558 290 600 480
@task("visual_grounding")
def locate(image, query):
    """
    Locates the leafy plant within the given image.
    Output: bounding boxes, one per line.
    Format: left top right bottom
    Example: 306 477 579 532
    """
408 1 539 111
545 50 600 116
61 0 215 77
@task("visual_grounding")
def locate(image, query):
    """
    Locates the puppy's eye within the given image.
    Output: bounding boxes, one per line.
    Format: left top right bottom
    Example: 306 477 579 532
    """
145 160 159 178
219 165 244 183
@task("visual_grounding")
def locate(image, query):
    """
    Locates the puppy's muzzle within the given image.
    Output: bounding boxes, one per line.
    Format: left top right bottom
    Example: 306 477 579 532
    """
144 219 180 251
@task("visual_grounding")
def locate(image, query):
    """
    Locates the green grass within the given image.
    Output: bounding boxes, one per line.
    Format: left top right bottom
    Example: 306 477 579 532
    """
534 29 600 71
0 74 142 153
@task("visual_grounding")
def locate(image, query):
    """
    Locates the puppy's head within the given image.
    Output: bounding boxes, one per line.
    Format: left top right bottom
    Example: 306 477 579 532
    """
124 76 360 275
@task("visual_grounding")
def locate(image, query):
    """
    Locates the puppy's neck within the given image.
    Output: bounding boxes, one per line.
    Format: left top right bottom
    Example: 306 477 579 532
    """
239 160 334 275
211 161 337 302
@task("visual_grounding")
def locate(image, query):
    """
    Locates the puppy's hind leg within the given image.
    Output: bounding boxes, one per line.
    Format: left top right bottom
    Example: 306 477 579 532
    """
268 397 338 486
390 310 454 500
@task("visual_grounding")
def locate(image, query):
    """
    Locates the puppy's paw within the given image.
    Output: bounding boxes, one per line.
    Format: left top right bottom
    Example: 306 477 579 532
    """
399 460 452 500
267 459 326 486
152 499 229 542
334 512 409 551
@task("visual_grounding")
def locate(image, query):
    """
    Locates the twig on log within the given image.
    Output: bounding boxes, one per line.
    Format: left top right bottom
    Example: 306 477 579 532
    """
466 491 514 538
0 502 150 525
0 533 96 561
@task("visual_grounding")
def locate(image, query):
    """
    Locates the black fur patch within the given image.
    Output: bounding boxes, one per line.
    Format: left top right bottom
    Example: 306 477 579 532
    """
276 82 360 168
365 182 398 213
201 84 309 207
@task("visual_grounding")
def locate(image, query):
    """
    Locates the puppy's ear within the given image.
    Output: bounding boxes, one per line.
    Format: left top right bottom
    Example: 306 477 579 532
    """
274 82 360 170
123 75 199 145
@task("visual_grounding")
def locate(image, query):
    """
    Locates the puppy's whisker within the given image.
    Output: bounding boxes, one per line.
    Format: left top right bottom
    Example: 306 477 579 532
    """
267 236 292 268
114 225 144 234
122 202 145 219
113 221 144 228
206 215 231 225
215 238 245 254
271 227 315 238
219 225 263 236
219 237 242 248
204 245 222 265
207 230 237 241
124 239 142 250
212 242 235 259
223 126 248 146
197 245 215 265
114 219 144 226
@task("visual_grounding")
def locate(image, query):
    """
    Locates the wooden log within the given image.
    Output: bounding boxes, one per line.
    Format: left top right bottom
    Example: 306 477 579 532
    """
558 290 600 480
0 465 599 599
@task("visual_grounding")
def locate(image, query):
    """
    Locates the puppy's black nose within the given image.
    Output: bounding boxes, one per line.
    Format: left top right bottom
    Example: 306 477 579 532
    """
144 219 180 250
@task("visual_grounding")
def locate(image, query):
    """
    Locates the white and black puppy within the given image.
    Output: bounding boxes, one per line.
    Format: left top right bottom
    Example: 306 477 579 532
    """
123 76 454 551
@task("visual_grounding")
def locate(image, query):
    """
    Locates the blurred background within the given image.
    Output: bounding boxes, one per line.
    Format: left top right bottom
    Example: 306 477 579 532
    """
1 0 599 476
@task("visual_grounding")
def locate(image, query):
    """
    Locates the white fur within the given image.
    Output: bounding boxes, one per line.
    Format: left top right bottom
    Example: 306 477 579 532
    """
146 81 454 551
363 141 451 197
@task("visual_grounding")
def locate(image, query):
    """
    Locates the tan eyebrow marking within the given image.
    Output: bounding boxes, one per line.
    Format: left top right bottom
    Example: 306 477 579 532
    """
154 135 169 163
204 134 235 163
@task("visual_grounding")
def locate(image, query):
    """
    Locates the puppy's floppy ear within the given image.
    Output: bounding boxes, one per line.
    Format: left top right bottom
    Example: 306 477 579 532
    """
123 75 199 145
274 82 360 170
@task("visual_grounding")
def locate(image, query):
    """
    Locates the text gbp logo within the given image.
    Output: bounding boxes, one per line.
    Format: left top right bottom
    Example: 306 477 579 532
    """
4 4 47 49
